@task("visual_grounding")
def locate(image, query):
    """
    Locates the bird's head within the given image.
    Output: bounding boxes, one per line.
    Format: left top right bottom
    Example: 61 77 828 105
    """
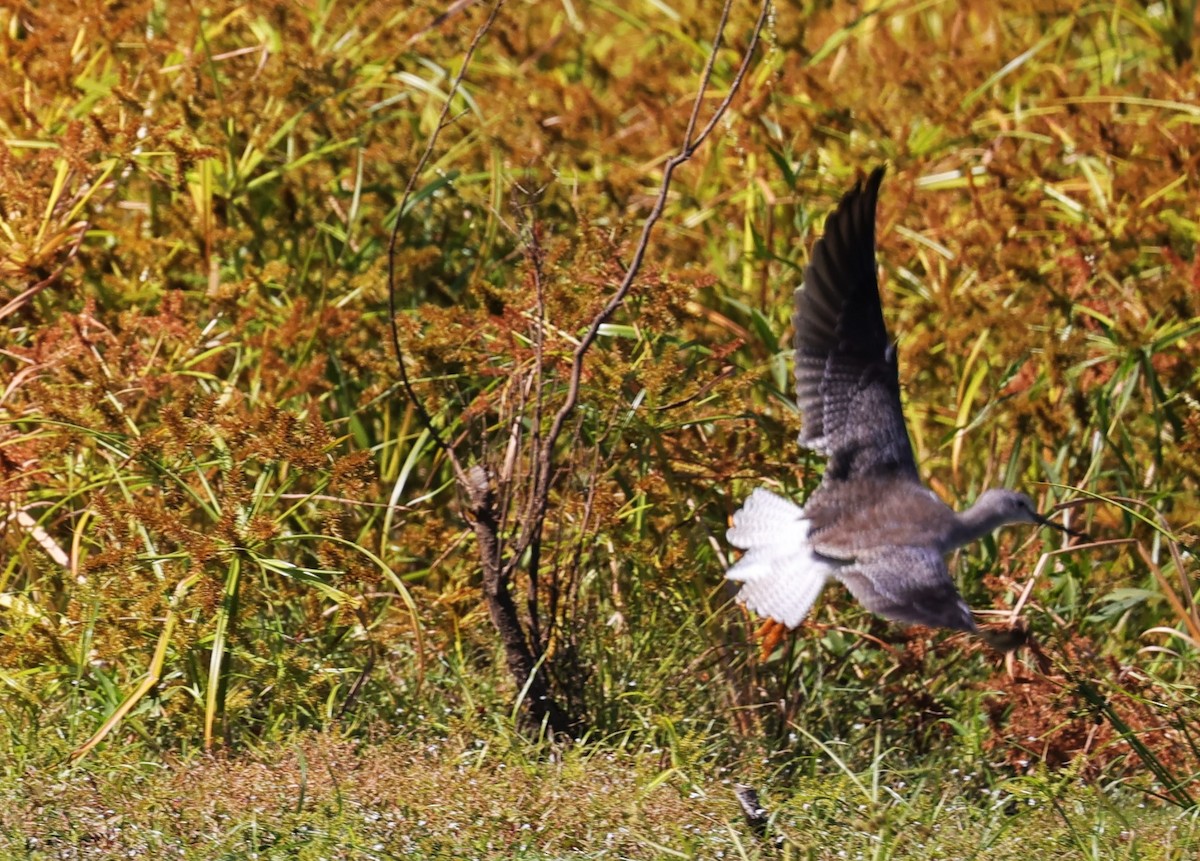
976 489 1087 539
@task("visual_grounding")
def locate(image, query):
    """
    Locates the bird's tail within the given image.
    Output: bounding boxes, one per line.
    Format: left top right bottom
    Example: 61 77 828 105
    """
725 488 833 629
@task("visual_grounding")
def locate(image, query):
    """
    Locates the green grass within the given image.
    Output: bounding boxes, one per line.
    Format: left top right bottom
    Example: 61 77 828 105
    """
4 726 1198 860
1 0 1199 855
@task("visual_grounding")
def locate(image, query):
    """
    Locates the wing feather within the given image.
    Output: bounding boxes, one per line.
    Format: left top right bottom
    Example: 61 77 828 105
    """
793 167 918 482
834 546 977 632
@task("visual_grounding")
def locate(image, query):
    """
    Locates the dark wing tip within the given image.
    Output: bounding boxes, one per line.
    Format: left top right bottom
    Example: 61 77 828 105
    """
825 165 886 252
794 165 889 351
863 164 886 203
826 164 886 286
839 164 886 227
794 166 898 459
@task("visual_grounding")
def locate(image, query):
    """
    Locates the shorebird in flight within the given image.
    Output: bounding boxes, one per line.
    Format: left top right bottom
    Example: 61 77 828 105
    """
726 167 1082 635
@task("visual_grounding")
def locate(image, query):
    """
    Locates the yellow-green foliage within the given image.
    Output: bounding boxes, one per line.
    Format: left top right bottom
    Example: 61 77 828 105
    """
1 0 1197 798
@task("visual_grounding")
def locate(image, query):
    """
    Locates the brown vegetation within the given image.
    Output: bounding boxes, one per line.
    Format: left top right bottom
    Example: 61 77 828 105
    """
1 0 1197 816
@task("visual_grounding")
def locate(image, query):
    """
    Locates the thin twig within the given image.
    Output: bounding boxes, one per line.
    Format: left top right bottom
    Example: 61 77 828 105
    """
405 0 480 47
546 0 767 455
519 206 549 648
387 0 504 483
513 0 771 565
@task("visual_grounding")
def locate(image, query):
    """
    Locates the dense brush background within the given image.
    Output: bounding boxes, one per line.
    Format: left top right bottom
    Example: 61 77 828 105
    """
1 0 1198 857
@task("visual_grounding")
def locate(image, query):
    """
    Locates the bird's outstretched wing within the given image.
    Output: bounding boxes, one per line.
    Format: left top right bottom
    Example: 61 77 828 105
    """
793 167 918 482
834 546 977 632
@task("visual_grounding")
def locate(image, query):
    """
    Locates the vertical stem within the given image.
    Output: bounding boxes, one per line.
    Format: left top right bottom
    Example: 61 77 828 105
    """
466 466 571 735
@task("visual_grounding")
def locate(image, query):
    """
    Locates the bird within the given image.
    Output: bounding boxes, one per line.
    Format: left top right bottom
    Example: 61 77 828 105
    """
725 167 1083 637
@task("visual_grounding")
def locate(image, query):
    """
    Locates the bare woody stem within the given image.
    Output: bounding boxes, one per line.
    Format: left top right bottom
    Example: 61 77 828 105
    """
464 465 571 733
385 0 771 738
512 0 772 573
383 0 569 735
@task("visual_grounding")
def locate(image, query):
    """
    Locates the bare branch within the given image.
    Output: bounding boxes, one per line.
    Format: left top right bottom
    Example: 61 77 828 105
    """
405 0 480 48
544 0 769 464
392 1 769 738
518 210 550 650
387 0 504 484
689 1 770 153
466 463 572 735
680 0 737 149
513 0 771 564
